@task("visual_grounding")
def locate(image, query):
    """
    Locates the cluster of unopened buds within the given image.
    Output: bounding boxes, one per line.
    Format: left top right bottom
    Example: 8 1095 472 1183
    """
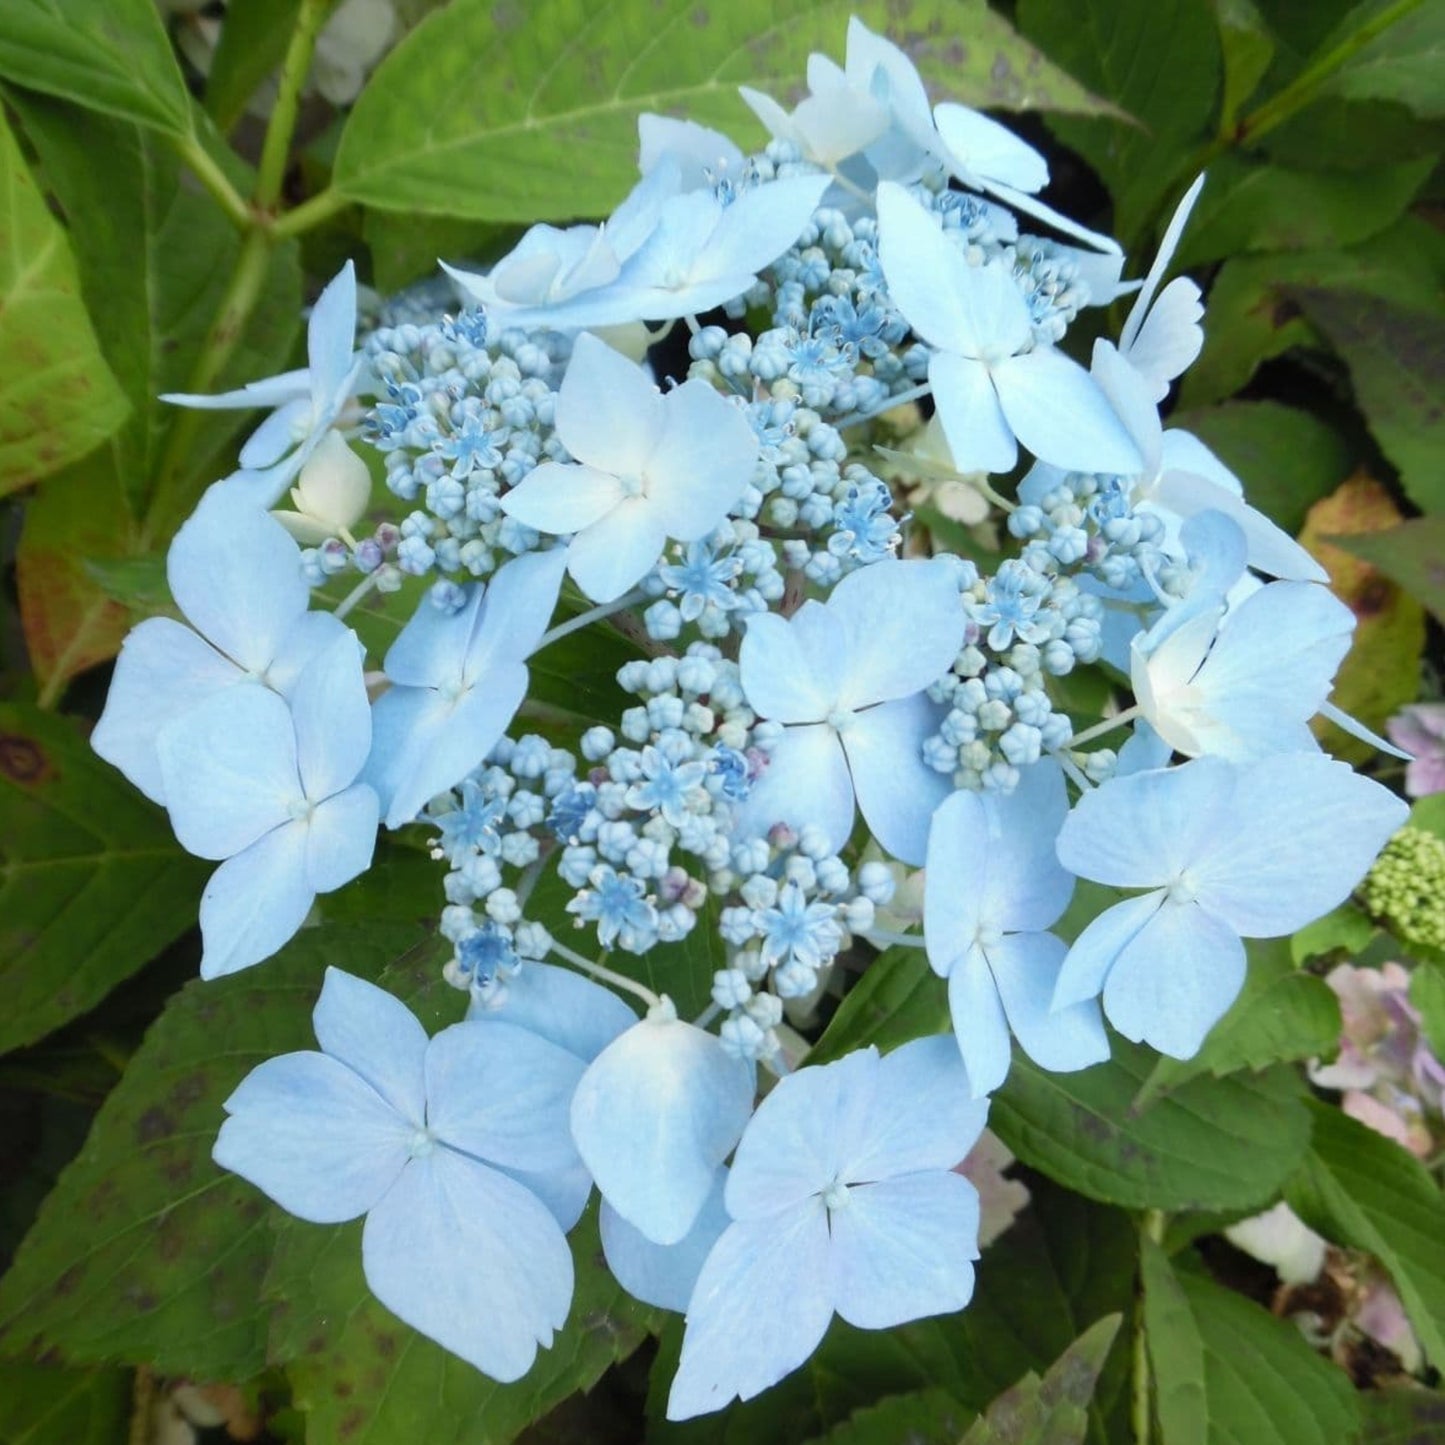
91 16 1413 1416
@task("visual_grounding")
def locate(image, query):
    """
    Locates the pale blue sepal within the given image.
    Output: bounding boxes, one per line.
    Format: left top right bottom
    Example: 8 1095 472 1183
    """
725 1049 877 1219
947 951 1013 1097
303 784 378 894
213 1051 410 1222
197 822 315 978
383 585 482 687
929 350 1017 475
361 1147 573 1383
1102 899 1246 1060
988 932 1109 1074
600 1168 729 1312
842 692 953 866
1114 720 1173 776
91 618 243 805
1192 754 1408 936
1052 890 1165 1011
993 346 1144 476
666 1205 832 1420
466 961 637 1062
157 686 298 860
827 557 966 709
738 603 848 722
289 629 372 800
564 504 668 604
1120 175 1205 357
498 1159 592 1232
425 1020 585 1175
468 546 569 670
846 1035 988 1177
161 365 310 411
168 482 309 674
267 610 352 695
237 399 307 471
984 178 1122 256
570 1010 755 1245
1318 699 1414 762
731 722 855 857
312 967 428 1123
829 1172 979 1329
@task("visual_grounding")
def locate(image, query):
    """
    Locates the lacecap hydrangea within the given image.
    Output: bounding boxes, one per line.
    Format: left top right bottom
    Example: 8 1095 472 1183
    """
91 14 1410 1417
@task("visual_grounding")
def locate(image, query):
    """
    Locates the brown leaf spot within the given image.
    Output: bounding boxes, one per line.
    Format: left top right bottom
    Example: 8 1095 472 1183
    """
136 1107 174 1144
0 734 51 786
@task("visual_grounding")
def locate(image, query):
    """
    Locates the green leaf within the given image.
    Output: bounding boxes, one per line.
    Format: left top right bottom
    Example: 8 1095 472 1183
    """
1291 901 1376 963
0 921 426 1377
1142 1239 1361 1445
1134 939 1341 1105
267 1203 660 1445
1324 0 1445 116
0 0 194 134
1018 0 1221 237
1170 400 1350 536
1262 95 1445 171
0 702 209 1055
333 0 1119 222
810 1389 972 1445
205 0 301 134
1332 518 1445 622
809 946 947 1065
0 1362 132 1445
1409 961 1445 1063
1179 214 1445 409
1175 153 1432 268
1285 1098 1445 1370
1213 0 1275 127
1359 1387 1445 1443
959 1315 1121 1445
13 92 305 517
1284 287 1445 513
0 108 128 497
992 1043 1312 1211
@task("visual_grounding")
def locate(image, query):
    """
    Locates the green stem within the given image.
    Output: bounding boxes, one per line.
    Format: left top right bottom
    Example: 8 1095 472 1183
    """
1067 704 1142 750
255 0 338 211
172 131 254 231
1234 0 1426 148
271 184 350 241
1133 1209 1167 1445
142 228 275 542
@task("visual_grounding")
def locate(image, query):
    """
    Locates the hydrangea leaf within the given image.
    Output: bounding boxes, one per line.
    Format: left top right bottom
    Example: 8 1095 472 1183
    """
0 0 193 135
991 1042 1312 1211
1358 1387 1445 1443
1212 0 1273 128
810 1389 973 1445
1298 472 1425 762
1285 286 1445 514
0 1363 132 1445
959 1314 1121 1445
0 108 127 497
1131 939 1341 1107
1409 962 1445 1063
265 1203 660 1445
1284 1100 1445 1370
12 93 304 521
204 0 302 134
1321 1 1445 117
0 703 209 1056
808 946 948 1065
1332 517 1445 626
333 0 1118 222
1172 152 1433 269
0 922 427 1377
1142 1239 1361 1445
1016 0 1221 236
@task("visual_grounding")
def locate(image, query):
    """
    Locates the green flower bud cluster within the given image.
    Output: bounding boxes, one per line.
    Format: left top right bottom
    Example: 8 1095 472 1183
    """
1362 827 1445 953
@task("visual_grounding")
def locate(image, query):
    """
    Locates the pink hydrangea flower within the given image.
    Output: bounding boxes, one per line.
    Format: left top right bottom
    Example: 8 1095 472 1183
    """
1386 703 1445 797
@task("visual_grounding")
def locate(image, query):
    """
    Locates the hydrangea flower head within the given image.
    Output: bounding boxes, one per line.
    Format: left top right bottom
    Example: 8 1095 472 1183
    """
1387 703 1445 796
214 969 583 1380
156 628 378 976
163 261 364 500
1054 753 1408 1058
877 183 1141 476
667 1036 987 1418
924 759 1108 1094
92 483 347 804
499 334 758 603
365 547 568 827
